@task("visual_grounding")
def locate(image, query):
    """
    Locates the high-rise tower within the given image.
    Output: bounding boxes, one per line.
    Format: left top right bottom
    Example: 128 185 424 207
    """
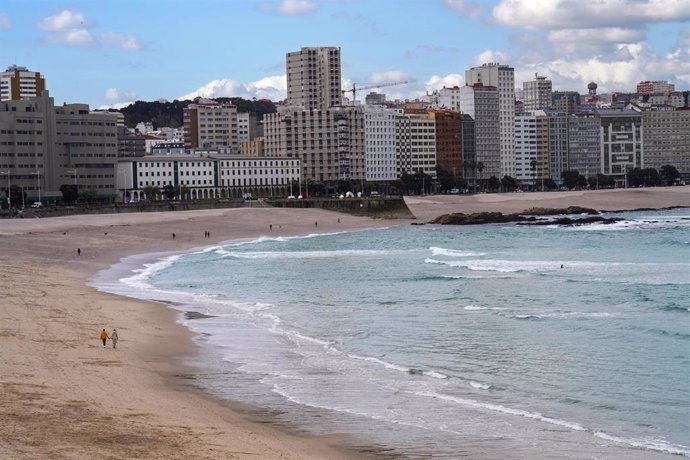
465 63 515 177
286 47 342 110
0 65 46 101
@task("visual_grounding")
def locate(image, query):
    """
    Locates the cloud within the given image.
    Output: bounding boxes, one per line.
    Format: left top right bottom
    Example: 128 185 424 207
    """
679 28 690 47
474 49 509 65
493 0 690 30
0 12 10 29
547 27 645 44
259 0 319 15
178 75 288 101
101 32 143 50
37 10 142 50
104 88 138 102
443 0 484 19
406 43 461 59
38 10 86 31
366 70 409 84
425 73 464 91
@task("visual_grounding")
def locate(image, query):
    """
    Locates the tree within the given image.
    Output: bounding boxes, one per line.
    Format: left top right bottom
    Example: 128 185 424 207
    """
79 189 98 202
561 170 582 190
476 161 485 191
530 159 537 190
543 178 557 191
487 176 501 192
162 184 176 200
60 184 79 203
501 175 518 191
659 165 680 186
143 186 161 201
436 167 455 192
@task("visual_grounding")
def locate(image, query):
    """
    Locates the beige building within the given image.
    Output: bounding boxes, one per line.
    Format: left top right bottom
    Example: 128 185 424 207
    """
522 74 552 111
286 47 342 110
0 91 118 203
240 138 264 157
0 65 46 102
641 107 690 175
183 100 238 151
263 105 364 183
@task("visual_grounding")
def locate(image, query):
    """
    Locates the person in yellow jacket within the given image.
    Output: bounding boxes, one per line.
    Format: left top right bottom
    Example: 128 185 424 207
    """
100 328 109 347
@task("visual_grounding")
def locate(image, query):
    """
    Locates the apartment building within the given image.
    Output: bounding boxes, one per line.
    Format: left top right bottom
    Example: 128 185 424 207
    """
458 84 501 179
637 80 675 95
641 107 690 175
567 113 601 178
183 100 238 151
263 105 364 183
237 112 258 142
363 105 401 181
545 110 569 183
598 109 643 184
551 91 581 115
0 65 46 102
429 109 462 181
465 63 515 177
523 74 552 111
514 112 549 185
401 110 437 178
286 47 342 110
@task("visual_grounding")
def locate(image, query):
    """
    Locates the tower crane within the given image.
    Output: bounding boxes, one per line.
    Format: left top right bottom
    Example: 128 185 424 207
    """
341 81 408 103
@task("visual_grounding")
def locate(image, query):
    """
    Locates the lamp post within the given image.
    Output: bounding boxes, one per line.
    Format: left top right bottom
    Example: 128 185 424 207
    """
0 171 10 207
67 169 77 186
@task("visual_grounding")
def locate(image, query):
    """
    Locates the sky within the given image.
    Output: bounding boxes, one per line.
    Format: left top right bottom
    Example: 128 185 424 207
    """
2 0 689 109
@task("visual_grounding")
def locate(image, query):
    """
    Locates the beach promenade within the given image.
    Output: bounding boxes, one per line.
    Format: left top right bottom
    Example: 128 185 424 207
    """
0 187 688 459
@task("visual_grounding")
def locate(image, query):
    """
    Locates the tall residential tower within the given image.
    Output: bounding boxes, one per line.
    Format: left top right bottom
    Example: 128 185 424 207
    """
286 47 342 110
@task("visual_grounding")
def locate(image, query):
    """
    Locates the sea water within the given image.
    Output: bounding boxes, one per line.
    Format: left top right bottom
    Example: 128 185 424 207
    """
95 208 690 458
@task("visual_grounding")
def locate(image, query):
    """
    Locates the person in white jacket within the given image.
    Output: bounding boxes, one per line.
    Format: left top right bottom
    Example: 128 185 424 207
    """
111 329 119 349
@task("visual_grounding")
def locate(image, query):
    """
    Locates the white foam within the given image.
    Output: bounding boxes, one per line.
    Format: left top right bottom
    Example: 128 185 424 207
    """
593 431 690 456
429 246 486 257
415 391 587 431
218 249 397 259
469 381 492 390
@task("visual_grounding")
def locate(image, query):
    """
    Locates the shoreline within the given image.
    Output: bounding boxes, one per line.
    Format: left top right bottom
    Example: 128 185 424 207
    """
1 188 688 459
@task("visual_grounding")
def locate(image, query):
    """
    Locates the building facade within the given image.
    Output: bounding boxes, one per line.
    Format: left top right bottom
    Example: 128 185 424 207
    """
183 100 238 151
0 65 46 102
363 105 401 182
523 74 552 111
117 155 300 201
286 47 342 110
598 109 643 184
567 113 601 179
458 84 501 179
429 109 462 181
465 63 515 177
641 107 690 175
551 91 581 115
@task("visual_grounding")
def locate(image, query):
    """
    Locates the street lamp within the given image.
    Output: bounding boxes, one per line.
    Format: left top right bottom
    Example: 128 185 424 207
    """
0 171 10 207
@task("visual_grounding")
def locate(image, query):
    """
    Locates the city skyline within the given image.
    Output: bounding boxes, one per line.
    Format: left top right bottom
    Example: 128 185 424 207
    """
1 0 689 109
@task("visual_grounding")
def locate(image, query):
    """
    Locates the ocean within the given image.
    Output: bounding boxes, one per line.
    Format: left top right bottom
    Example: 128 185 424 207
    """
94 208 690 459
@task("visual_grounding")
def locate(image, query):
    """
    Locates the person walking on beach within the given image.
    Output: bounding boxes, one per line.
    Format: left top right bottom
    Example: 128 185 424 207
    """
77 248 81 256
172 232 176 240
99 328 109 347
314 221 318 228
111 329 119 349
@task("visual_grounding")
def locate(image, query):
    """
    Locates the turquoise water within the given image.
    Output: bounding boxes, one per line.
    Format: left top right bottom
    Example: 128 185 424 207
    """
100 209 690 458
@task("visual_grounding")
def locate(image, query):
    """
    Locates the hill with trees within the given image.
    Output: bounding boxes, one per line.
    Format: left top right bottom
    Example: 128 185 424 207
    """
117 97 277 129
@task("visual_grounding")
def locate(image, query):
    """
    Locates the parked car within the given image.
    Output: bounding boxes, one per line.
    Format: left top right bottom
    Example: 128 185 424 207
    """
31 201 42 208
449 188 460 194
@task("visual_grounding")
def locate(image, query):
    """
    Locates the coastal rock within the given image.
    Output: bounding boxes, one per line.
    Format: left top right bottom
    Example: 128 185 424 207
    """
521 206 600 216
430 212 517 225
429 207 618 226
517 216 622 226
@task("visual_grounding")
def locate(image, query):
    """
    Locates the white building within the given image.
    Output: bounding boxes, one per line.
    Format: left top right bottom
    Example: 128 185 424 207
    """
515 112 549 186
0 65 45 101
401 111 437 178
466 63 516 177
522 74 552 111
363 105 402 181
437 86 462 111
117 155 300 201
287 47 342 110
597 109 643 185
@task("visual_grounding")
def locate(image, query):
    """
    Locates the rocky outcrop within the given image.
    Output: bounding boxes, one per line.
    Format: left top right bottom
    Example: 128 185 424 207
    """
428 207 621 226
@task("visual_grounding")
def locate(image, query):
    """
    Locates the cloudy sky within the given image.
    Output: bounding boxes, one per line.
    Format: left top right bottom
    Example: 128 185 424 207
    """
2 0 689 108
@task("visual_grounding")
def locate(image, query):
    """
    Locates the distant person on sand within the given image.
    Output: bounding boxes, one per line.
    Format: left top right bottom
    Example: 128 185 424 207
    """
77 248 81 256
172 233 176 240
111 329 118 349
100 329 109 347
269 224 273 231
315 221 318 228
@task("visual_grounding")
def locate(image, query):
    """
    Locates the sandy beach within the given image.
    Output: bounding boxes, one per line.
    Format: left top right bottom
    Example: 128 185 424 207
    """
1 187 688 459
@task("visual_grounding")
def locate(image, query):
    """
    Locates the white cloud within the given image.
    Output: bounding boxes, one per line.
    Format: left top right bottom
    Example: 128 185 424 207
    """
104 88 138 102
474 49 509 65
260 0 318 15
101 32 143 51
679 29 690 47
38 10 86 31
493 0 690 30
37 10 142 50
178 75 287 101
0 12 10 29
443 0 484 19
425 73 464 91
548 27 645 44
366 70 409 84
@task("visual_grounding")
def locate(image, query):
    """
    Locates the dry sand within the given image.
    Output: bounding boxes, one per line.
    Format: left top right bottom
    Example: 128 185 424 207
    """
0 188 688 459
